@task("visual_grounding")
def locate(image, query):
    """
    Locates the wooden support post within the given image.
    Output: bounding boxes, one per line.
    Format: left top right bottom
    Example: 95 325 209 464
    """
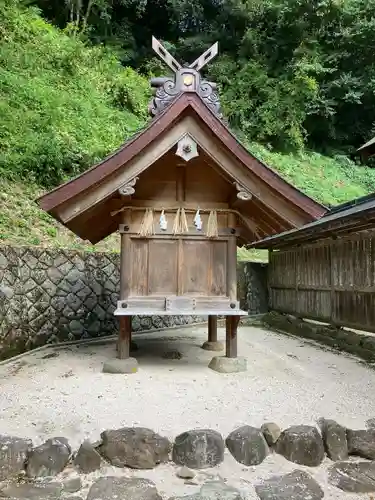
227 213 237 302
208 315 218 342
118 316 132 359
118 209 132 359
202 315 223 351
120 209 132 300
225 316 239 358
176 163 186 203
329 243 335 326
225 212 239 358
267 248 273 311
176 163 185 295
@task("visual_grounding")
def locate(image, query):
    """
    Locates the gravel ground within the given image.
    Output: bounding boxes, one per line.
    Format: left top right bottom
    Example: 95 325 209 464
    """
1 324 375 499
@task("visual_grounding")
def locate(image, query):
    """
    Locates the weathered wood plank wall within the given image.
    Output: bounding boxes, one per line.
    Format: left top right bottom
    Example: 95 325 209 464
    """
269 231 375 333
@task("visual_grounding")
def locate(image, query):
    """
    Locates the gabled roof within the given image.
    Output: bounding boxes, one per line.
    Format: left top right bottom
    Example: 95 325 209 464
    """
37 92 326 244
249 192 375 249
357 135 375 159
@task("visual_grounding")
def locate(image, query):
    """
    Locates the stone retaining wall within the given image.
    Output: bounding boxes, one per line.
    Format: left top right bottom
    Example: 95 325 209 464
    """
0 246 201 360
0 246 268 360
262 311 375 362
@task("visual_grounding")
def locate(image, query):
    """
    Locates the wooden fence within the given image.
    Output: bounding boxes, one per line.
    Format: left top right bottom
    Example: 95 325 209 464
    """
268 231 375 333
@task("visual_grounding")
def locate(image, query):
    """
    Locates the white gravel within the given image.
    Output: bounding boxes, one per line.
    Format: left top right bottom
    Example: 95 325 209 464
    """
1 325 375 499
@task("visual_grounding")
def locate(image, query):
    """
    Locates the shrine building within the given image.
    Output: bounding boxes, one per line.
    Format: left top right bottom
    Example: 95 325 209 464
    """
37 38 325 373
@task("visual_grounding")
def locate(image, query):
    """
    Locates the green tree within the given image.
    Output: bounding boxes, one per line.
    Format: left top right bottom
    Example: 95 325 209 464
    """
12 0 375 153
0 0 150 186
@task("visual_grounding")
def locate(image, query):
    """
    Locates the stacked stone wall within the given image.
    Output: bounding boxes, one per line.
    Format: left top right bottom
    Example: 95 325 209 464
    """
0 246 268 360
0 246 203 360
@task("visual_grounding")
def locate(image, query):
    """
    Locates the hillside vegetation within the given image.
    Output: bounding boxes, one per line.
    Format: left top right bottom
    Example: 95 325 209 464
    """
0 1 150 186
1 0 375 260
30 0 375 155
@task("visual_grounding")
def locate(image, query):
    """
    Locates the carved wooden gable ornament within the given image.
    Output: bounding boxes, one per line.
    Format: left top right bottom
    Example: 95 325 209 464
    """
149 37 221 118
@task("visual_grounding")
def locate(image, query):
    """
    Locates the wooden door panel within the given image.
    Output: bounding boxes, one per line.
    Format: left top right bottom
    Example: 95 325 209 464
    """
211 240 227 296
180 240 210 295
148 239 178 295
130 239 148 296
129 237 229 299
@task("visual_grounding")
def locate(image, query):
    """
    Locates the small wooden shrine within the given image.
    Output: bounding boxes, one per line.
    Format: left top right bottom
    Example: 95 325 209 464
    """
37 38 325 373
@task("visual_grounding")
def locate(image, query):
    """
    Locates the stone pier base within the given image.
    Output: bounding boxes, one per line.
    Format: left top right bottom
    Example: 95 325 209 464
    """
208 356 247 373
201 341 224 352
102 358 138 374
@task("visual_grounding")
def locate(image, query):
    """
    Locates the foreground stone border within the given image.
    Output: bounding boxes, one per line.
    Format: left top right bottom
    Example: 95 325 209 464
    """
255 311 375 363
1 418 375 489
1 421 375 499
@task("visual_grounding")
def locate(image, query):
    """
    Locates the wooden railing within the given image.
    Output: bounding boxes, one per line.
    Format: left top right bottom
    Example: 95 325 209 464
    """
268 231 375 333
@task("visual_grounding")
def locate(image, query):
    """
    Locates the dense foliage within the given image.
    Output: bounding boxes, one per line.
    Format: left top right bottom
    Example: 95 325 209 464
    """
28 0 375 154
0 0 150 186
2 0 375 252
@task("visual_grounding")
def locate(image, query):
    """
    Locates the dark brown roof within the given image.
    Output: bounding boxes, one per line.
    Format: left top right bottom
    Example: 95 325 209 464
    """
357 135 375 159
249 192 375 249
37 92 326 243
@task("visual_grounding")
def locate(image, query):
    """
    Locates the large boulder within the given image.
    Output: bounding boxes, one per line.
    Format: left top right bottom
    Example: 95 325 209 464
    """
74 441 101 473
261 423 281 447
318 418 348 461
63 476 82 494
169 480 242 500
0 482 63 499
226 426 269 466
87 476 162 500
255 470 324 500
169 496 200 500
328 461 375 493
347 428 375 459
98 427 171 469
0 435 32 481
275 426 324 466
199 481 242 500
172 429 224 469
26 437 71 478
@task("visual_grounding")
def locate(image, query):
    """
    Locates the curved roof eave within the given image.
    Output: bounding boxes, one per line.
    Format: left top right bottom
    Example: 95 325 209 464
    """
37 92 326 224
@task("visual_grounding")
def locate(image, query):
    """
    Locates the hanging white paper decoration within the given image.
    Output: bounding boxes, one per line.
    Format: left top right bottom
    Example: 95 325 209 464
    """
159 210 167 231
194 209 202 231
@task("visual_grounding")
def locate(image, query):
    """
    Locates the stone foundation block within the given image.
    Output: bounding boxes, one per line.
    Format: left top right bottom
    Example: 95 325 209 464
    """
102 358 138 374
201 341 224 352
208 356 247 373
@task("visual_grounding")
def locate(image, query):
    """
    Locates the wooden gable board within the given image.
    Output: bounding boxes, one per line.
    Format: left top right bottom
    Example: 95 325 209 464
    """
37 92 326 244
56 115 307 228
